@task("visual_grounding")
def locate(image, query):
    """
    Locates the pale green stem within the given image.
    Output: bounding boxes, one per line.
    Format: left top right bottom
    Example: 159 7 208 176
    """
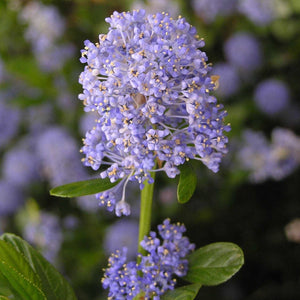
138 172 156 256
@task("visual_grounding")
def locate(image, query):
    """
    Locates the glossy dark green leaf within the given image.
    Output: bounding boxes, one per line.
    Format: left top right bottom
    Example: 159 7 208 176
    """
1 234 77 300
184 242 244 286
177 163 197 204
161 283 202 300
50 178 121 198
0 240 46 300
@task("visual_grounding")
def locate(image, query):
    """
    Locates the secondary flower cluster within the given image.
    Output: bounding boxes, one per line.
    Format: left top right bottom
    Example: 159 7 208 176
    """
79 10 230 215
102 219 195 299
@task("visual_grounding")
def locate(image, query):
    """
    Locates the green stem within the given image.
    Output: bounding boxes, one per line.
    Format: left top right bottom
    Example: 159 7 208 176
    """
138 172 156 256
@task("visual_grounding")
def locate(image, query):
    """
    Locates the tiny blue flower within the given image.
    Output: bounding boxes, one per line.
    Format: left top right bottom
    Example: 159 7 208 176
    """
115 201 131 217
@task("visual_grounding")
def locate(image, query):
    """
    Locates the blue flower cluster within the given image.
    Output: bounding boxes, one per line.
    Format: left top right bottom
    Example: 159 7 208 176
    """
36 126 88 187
2 138 39 188
237 128 300 182
102 219 195 299
224 32 262 75
19 1 74 72
254 78 290 116
238 0 277 26
79 10 230 215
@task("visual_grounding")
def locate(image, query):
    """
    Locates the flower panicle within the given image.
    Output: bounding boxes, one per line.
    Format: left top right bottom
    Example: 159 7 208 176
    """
102 218 195 299
79 10 230 215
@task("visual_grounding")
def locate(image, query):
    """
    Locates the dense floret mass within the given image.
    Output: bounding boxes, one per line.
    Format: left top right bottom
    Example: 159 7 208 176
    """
102 219 195 299
79 10 230 214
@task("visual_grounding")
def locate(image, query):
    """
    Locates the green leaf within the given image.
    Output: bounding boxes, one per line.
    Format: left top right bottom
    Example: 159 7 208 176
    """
50 178 121 198
1 234 77 300
161 283 202 300
184 242 244 286
0 270 21 300
177 163 197 204
0 240 46 300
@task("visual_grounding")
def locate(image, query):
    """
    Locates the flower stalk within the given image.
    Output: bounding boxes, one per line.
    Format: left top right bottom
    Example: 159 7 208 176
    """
138 171 156 256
